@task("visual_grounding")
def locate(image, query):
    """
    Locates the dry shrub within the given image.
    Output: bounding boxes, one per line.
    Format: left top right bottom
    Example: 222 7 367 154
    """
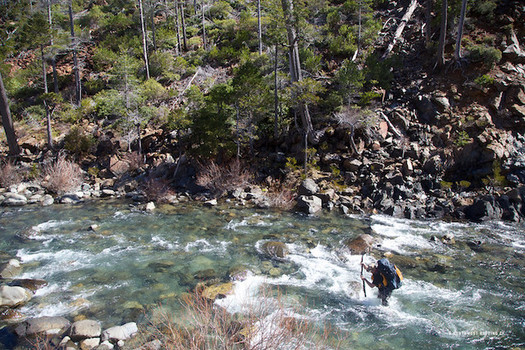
0 161 22 188
123 151 145 172
42 154 83 194
265 180 295 210
142 288 342 350
142 177 174 203
196 159 252 197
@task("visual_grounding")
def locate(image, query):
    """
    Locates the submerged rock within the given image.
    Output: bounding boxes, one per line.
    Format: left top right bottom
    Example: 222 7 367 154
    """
7 278 48 293
261 241 289 259
201 282 233 300
344 234 380 254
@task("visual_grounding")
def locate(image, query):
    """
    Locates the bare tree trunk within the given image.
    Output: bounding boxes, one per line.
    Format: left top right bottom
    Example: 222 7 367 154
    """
381 0 418 60
436 0 447 67
69 3 81 106
235 104 240 161
201 0 206 50
41 45 54 149
174 0 182 54
454 0 468 61
352 0 361 61
425 0 432 46
257 0 262 55
151 9 157 51
0 72 21 157
46 1 59 94
138 0 151 79
180 2 188 51
281 0 313 138
273 45 279 139
136 123 142 156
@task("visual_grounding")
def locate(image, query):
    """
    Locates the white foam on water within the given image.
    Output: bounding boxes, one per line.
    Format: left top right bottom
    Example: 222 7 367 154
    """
225 214 275 231
32 220 72 232
16 249 96 279
215 273 267 315
151 235 179 250
184 239 231 254
20 300 84 319
370 216 436 254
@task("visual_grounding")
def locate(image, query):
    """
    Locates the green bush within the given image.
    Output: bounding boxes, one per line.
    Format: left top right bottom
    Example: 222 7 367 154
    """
64 127 96 157
466 44 501 67
92 47 118 72
140 79 168 101
474 74 495 87
327 25 357 57
93 89 125 119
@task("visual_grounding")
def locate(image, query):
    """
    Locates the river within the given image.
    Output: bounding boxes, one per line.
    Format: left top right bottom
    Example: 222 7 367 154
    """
1 199 524 349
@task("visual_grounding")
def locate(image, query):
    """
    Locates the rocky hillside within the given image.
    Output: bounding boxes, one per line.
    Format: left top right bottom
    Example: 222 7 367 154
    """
1 0 525 223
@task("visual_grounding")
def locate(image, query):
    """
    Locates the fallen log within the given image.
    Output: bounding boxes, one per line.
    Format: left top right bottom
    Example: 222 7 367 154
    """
381 0 419 60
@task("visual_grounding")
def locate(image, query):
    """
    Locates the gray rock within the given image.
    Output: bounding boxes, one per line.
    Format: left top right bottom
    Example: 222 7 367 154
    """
96 340 115 349
464 197 503 222
415 95 440 124
138 339 162 350
70 320 102 341
101 322 138 343
298 178 319 196
145 202 156 212
0 259 22 278
231 188 246 199
2 193 27 206
432 95 451 111
343 159 363 172
42 194 54 206
60 194 82 204
296 195 322 214
15 316 70 337
80 337 100 349
203 199 218 207
0 285 32 307
101 189 116 197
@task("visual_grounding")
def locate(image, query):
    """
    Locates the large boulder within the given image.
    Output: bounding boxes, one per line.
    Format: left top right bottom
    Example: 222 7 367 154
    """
298 178 319 196
70 319 102 341
296 195 322 214
2 193 27 206
464 197 503 222
261 241 289 259
344 234 379 254
15 316 71 337
101 322 138 343
0 285 32 307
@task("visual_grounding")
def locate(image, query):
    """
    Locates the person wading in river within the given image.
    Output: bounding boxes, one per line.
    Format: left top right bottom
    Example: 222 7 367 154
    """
361 258 403 306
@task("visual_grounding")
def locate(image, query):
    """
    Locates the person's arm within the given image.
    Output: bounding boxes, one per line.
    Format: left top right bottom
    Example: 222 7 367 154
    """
361 275 376 288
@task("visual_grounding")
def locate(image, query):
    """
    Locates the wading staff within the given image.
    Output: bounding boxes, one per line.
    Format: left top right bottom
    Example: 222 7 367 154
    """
361 251 367 297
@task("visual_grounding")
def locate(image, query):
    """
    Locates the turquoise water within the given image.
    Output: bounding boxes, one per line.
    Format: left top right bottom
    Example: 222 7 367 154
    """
1 199 524 349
